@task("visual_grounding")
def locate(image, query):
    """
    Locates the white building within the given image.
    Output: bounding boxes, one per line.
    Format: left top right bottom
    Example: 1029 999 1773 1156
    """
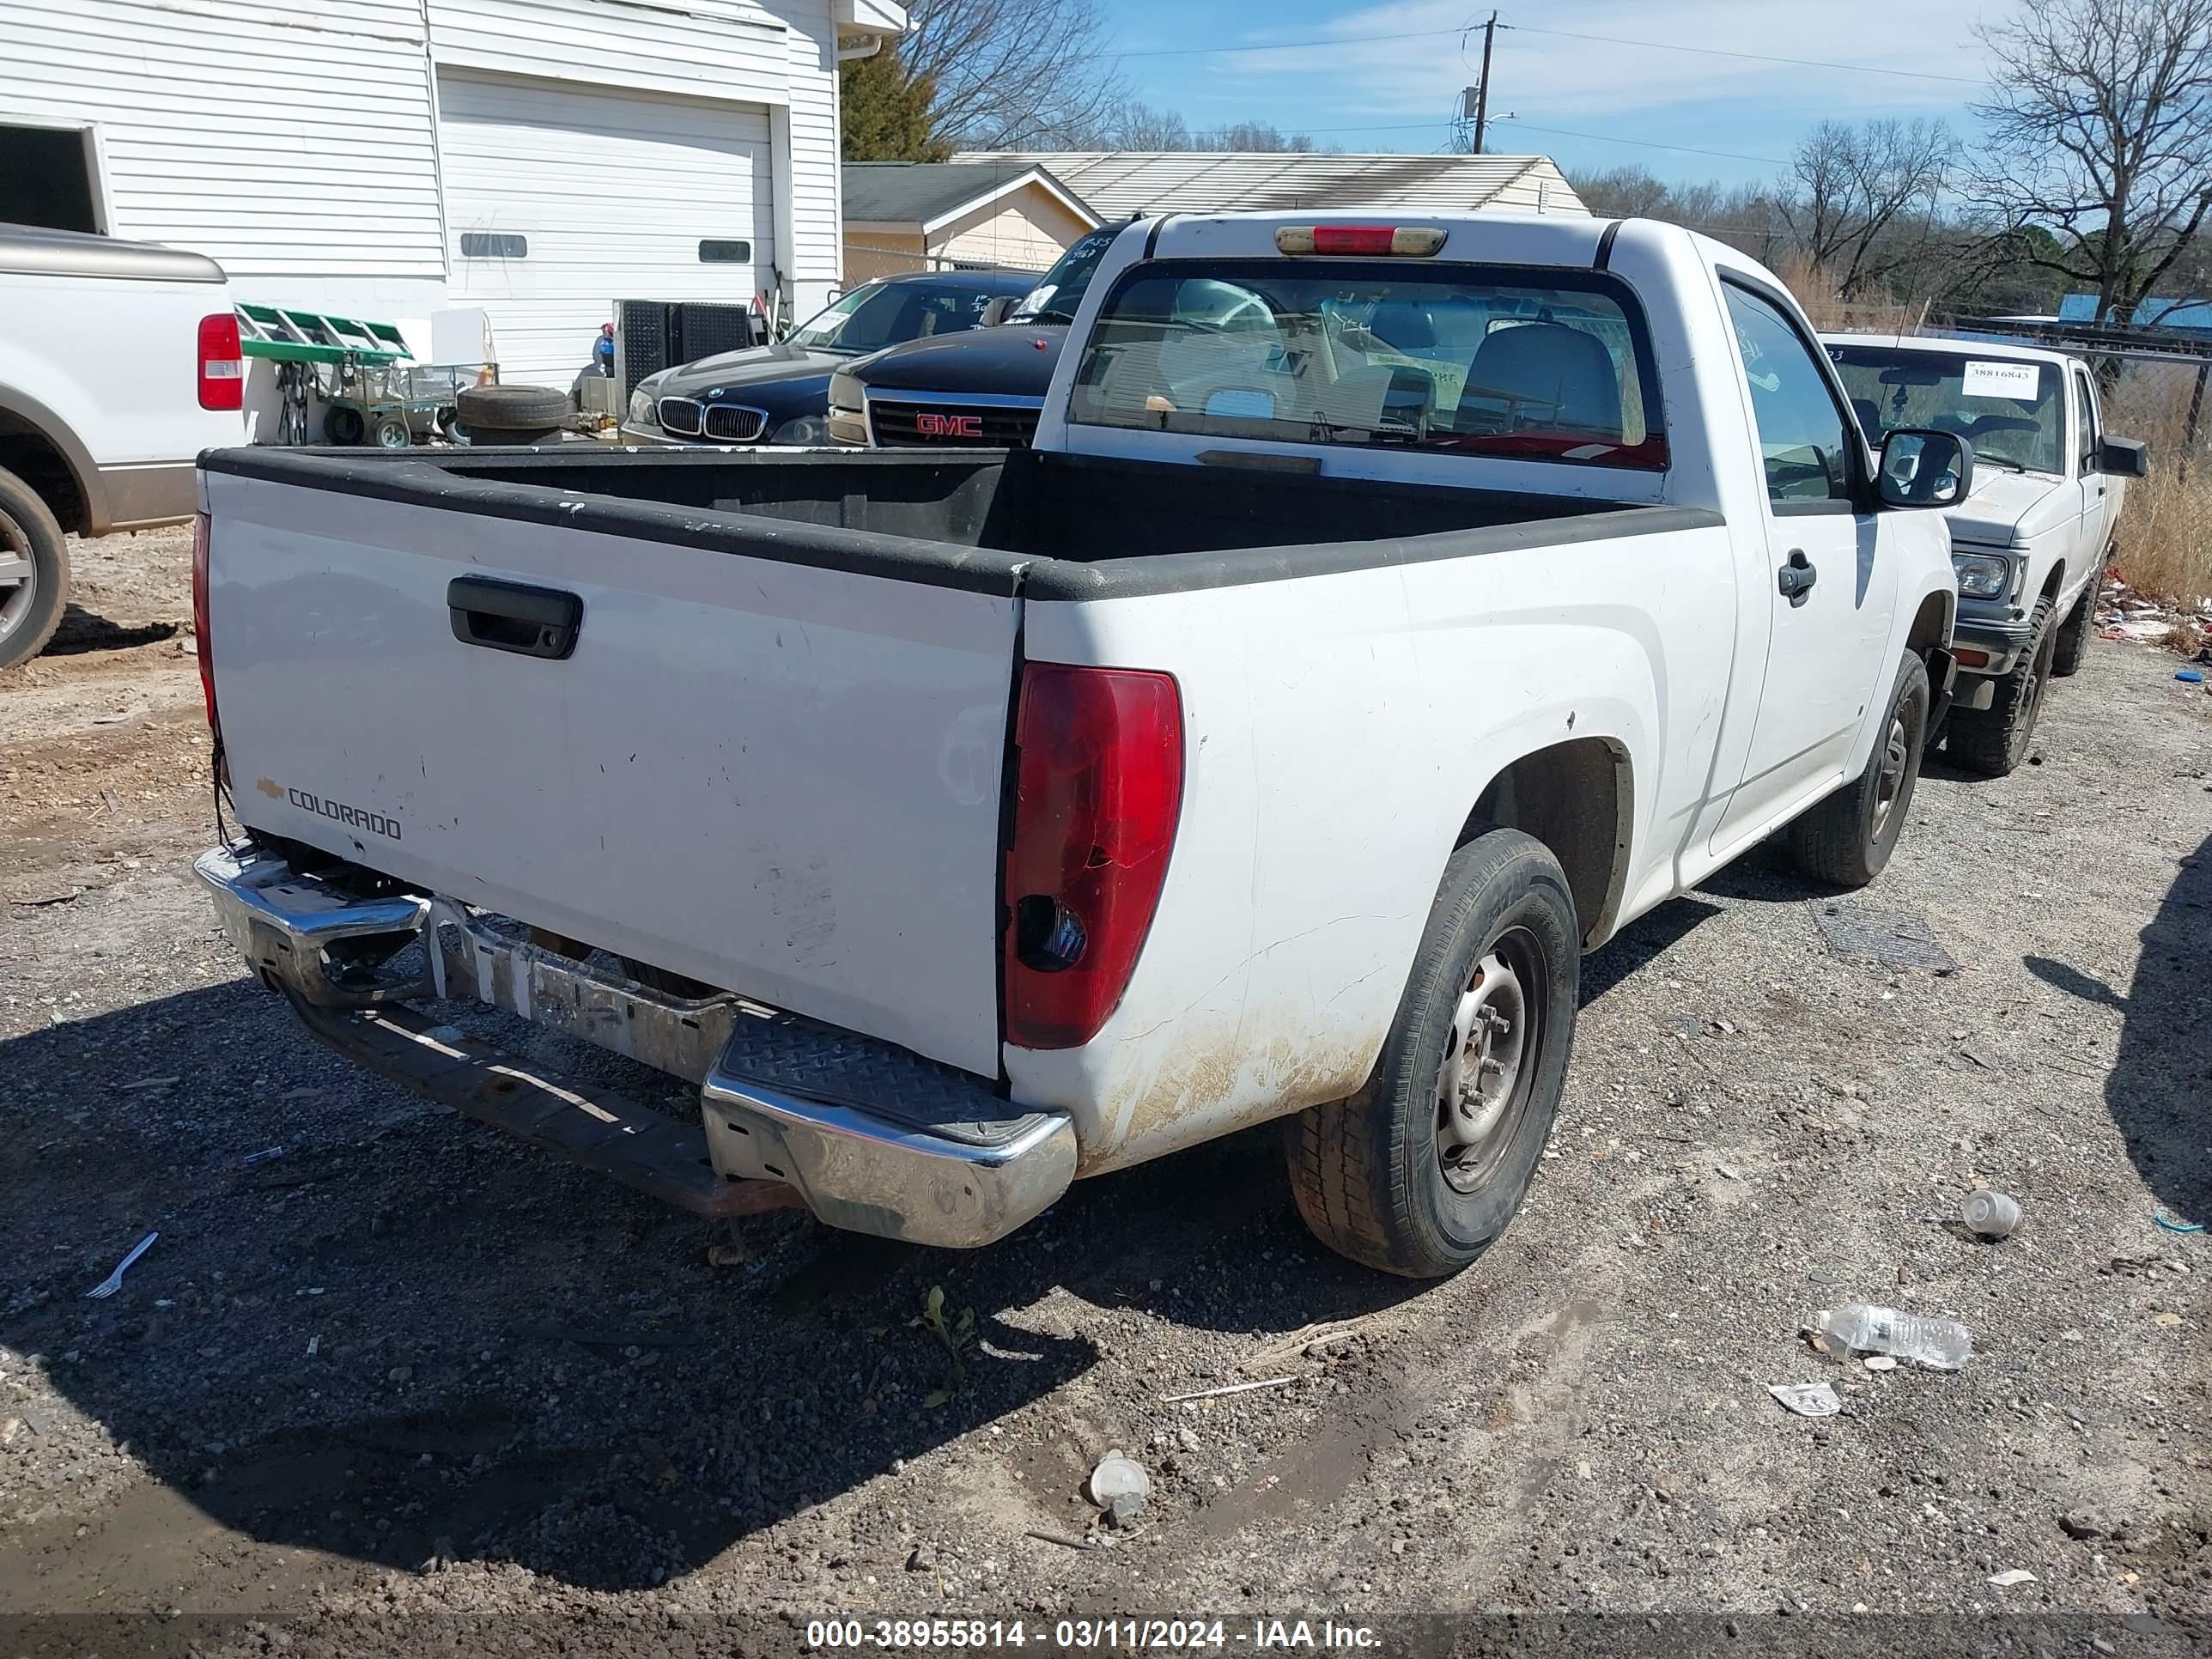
1 0 905 381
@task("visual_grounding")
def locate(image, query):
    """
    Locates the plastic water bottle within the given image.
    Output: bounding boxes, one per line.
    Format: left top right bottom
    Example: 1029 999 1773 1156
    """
1813 1304 1972 1370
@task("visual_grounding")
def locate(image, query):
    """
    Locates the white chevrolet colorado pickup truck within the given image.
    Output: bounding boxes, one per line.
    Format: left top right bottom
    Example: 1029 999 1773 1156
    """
1 224 245 668
1826 332 2148 775
192 212 1964 1279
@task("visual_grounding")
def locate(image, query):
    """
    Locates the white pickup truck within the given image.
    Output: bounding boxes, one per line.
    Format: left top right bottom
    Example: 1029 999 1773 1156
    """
192 212 1963 1279
0 224 245 668
1826 332 2148 775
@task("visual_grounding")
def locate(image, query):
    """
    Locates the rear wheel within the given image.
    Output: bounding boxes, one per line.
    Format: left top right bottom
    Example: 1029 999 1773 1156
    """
325 405 366 446
1787 649 1929 887
371 415 410 450
1948 598 2056 776
0 466 69 671
1285 828 1577 1279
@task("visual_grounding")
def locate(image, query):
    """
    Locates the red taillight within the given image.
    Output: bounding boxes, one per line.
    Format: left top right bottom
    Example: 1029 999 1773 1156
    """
1002 664 1184 1050
1276 224 1446 257
191 511 217 733
198 313 244 410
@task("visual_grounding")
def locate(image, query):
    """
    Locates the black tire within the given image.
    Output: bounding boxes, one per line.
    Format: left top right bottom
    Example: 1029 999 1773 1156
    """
371 416 410 450
2050 566 2103 678
1285 828 1578 1279
455 384 569 431
0 465 70 671
1788 649 1930 887
1948 598 2056 776
324 405 366 446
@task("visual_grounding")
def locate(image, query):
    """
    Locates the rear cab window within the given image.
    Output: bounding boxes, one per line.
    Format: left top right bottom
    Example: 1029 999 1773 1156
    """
1065 261 1667 469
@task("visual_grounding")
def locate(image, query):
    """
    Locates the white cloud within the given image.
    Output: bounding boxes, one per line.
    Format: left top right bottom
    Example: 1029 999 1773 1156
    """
1208 0 2020 129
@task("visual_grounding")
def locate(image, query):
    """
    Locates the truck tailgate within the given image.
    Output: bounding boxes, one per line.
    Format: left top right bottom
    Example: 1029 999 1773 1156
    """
202 471 1018 1076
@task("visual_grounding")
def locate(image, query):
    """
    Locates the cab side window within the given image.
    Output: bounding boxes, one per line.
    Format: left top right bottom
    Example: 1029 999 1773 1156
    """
1723 285 1856 508
2073 370 2100 473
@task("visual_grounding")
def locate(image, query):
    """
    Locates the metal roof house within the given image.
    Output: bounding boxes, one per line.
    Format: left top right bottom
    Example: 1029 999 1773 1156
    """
948 151 1587 220
843 162 1099 282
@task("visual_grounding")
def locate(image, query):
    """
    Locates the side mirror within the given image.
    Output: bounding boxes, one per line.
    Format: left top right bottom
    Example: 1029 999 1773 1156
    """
2100 435 2149 477
979 295 1013 327
1877 428 1974 510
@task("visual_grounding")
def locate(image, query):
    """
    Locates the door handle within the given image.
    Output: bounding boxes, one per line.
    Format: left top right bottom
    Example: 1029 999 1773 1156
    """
447 575 583 659
1778 550 1818 606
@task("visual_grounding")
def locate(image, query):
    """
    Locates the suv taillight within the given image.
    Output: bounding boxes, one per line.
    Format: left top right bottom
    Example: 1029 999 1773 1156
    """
198 313 244 410
1002 664 1183 1049
191 512 217 733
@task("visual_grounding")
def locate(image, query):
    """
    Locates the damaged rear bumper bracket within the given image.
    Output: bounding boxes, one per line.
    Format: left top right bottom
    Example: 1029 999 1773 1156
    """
195 843 1076 1248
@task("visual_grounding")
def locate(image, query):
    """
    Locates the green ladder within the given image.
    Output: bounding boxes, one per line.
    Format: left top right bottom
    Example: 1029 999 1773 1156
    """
235 301 410 365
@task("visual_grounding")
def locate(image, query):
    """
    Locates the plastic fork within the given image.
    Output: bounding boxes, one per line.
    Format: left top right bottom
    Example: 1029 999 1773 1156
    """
84 1231 158 1299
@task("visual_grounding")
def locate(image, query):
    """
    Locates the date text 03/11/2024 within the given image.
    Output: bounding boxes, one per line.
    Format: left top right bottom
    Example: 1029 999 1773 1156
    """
804 1619 1382 1650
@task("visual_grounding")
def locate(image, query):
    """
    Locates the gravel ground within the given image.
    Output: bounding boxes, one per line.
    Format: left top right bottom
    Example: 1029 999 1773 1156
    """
2 533 2208 1656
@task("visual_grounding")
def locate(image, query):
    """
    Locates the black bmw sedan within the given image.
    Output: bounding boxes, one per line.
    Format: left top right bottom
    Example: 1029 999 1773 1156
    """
619 268 1039 447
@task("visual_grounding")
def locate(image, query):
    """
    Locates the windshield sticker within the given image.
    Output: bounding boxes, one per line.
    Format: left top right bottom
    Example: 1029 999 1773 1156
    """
1962 360 2039 400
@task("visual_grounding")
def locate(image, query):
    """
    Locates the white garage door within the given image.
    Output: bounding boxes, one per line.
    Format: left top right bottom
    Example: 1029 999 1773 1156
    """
437 73 775 384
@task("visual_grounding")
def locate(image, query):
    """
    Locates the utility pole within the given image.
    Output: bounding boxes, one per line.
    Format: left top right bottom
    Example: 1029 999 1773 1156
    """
1472 11 1497 155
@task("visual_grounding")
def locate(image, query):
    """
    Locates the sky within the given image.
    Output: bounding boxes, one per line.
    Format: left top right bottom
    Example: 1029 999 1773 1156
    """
1102 0 2023 188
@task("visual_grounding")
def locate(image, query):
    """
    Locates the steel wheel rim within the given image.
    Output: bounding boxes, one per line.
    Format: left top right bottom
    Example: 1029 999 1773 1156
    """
1871 712 1909 838
0 508 35 645
1435 927 1546 1193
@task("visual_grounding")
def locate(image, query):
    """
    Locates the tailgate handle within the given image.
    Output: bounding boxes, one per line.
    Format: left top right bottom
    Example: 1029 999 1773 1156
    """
447 576 582 660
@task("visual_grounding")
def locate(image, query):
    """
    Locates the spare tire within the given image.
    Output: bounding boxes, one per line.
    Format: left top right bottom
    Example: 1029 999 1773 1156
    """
454 384 569 446
456 384 571 428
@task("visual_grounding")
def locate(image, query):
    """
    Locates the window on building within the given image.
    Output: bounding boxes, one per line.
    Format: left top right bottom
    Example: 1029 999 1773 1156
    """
459 232 527 258
698 240 753 263
0 125 101 234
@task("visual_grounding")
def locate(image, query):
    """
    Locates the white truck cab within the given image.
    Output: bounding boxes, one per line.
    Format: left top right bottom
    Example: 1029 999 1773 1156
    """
1826 332 2148 775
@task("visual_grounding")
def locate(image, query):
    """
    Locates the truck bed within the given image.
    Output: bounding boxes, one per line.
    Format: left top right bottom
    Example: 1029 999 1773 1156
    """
198 442 1717 1080
201 445 1717 602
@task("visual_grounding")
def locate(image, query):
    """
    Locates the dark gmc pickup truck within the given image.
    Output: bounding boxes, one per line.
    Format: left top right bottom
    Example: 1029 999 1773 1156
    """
825 225 1117 448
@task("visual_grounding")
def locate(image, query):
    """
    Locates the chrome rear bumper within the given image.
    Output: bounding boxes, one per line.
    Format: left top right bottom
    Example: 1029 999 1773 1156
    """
195 844 1074 1248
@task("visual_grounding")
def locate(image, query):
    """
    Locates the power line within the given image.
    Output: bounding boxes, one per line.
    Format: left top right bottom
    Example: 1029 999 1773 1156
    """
1115 26 1472 59
1498 23 1985 86
1260 118 1456 136
1111 16 1985 87
1488 118 1789 167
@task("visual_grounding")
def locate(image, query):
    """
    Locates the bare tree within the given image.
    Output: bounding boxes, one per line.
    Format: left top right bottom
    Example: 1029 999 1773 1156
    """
895 0 1127 149
1190 120 1326 153
1108 101 1193 150
1035 105 1332 154
1780 118 1955 298
1565 167 1788 261
1972 0 2212 321
1570 165 1680 219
